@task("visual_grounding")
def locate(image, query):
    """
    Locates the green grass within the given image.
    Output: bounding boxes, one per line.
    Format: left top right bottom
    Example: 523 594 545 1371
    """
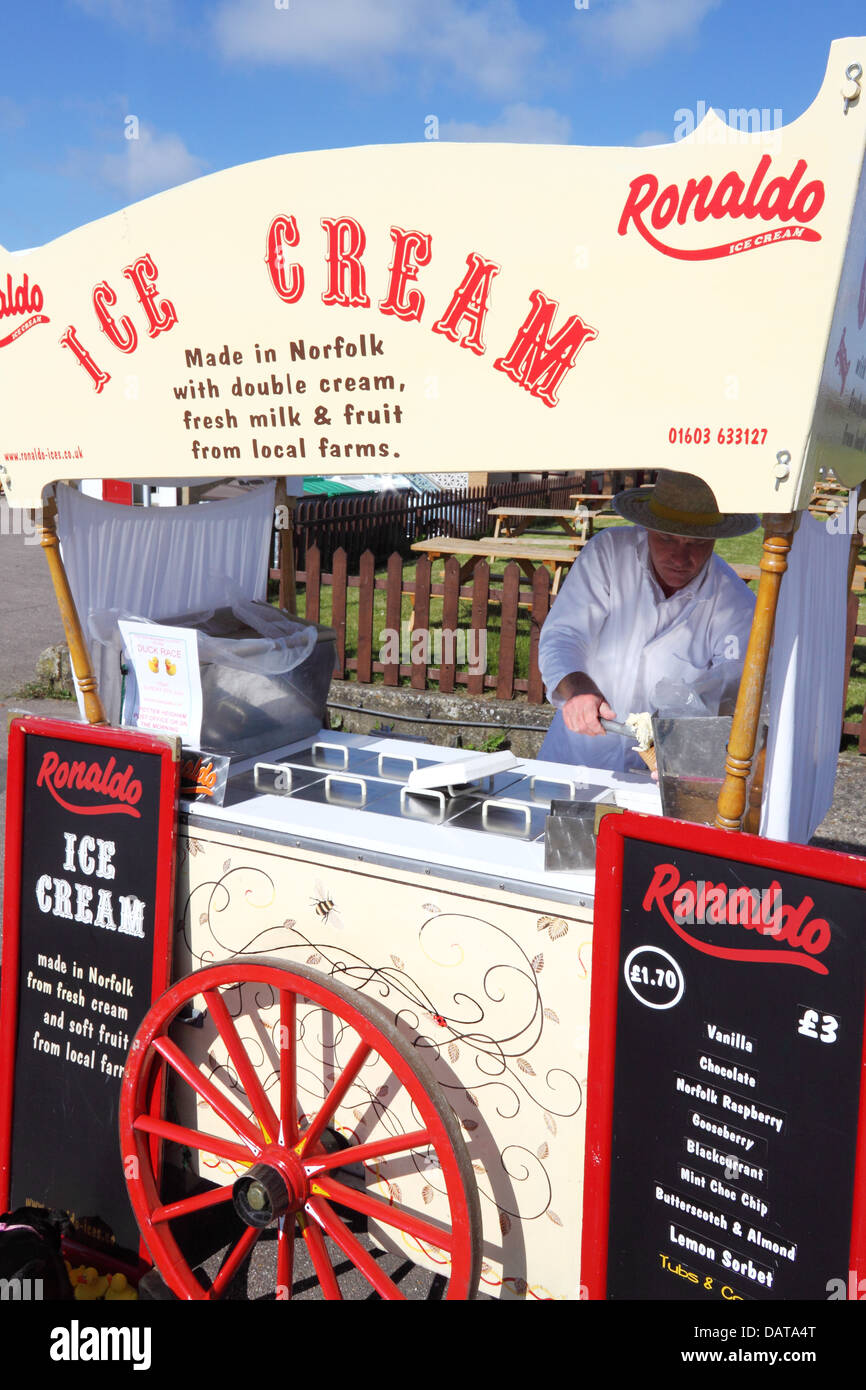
12 680 76 702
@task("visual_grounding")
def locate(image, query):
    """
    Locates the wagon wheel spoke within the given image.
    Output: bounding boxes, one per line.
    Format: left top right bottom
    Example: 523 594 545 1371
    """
307 1196 406 1300
152 1185 236 1224
132 1112 255 1166
300 1214 343 1300
276 1216 295 1299
303 1126 433 1173
202 987 280 1142
311 1174 454 1255
297 1037 372 1155
152 1035 264 1150
208 1223 261 1299
279 988 298 1145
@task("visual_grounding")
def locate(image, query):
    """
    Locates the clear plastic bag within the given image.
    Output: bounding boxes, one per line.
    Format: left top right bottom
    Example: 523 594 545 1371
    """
652 659 747 719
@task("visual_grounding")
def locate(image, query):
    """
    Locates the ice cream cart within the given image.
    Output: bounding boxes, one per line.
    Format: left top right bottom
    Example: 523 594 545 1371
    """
2 39 866 1301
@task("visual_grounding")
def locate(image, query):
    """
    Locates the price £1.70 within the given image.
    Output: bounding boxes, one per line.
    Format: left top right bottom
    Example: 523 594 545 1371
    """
630 963 678 990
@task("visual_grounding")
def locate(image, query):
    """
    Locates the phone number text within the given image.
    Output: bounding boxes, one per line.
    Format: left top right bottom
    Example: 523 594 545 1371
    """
668 427 768 445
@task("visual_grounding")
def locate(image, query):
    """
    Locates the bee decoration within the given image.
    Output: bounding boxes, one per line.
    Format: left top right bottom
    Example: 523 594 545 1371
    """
311 882 343 930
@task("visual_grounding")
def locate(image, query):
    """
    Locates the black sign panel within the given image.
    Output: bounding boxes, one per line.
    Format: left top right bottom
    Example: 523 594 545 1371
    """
583 813 866 1301
0 719 178 1258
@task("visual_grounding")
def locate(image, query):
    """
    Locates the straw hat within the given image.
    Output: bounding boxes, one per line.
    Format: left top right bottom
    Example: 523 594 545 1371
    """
612 470 759 540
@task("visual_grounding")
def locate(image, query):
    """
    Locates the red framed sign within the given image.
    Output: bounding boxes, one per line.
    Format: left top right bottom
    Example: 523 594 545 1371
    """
0 717 179 1259
582 811 866 1301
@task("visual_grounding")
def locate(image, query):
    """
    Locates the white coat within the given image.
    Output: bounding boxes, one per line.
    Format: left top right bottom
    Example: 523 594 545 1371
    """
538 526 756 771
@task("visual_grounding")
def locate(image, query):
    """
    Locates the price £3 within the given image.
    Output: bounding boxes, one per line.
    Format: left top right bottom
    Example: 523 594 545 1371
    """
797 1008 839 1043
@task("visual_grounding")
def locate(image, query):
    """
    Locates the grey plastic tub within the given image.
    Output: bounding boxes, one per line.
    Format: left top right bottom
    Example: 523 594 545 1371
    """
168 607 337 758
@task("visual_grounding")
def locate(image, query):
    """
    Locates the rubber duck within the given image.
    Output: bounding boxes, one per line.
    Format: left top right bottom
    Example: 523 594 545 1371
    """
70 1265 109 1300
104 1272 138 1301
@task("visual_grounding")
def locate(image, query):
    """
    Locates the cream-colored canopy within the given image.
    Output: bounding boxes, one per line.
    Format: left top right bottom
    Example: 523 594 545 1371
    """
1 38 865 513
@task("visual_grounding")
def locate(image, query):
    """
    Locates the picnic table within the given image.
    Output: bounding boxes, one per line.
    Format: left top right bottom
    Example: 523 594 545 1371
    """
489 505 591 540
567 493 617 537
570 492 616 505
411 533 585 593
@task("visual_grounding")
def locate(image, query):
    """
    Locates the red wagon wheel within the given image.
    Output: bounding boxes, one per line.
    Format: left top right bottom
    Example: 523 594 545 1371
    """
119 956 481 1300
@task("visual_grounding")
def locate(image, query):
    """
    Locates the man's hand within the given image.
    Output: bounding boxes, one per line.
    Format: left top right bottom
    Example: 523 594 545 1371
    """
552 672 616 736
562 692 617 736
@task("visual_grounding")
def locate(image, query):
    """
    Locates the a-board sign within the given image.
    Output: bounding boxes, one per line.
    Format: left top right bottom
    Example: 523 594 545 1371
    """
0 717 179 1258
582 811 866 1301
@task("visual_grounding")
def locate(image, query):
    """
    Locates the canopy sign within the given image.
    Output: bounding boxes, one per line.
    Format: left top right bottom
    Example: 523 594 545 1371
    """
1 41 865 512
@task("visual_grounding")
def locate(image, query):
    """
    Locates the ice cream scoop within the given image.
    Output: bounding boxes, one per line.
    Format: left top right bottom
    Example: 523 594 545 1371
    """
601 713 657 773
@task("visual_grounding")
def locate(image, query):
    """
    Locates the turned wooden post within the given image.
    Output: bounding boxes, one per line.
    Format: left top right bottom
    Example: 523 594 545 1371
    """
845 483 862 591
715 512 797 831
39 495 108 725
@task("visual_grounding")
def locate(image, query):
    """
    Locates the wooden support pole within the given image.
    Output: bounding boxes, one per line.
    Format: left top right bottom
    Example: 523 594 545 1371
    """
39 495 108 725
715 512 797 832
845 483 862 592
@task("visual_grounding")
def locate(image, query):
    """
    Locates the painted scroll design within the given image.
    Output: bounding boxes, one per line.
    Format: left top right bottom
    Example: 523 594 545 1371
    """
177 847 588 1285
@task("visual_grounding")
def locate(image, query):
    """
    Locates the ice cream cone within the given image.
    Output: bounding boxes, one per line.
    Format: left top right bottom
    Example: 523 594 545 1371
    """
637 745 657 774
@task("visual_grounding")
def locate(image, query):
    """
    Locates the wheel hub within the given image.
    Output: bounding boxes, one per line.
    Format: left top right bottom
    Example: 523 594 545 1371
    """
233 1146 308 1226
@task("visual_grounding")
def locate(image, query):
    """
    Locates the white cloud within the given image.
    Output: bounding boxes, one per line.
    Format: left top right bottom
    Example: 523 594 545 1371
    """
63 125 208 199
440 103 571 144
101 126 208 196
419 4 545 99
216 0 404 62
212 0 544 98
586 0 721 65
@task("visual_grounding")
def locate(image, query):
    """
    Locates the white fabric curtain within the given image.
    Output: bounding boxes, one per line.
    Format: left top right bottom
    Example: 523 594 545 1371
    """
56 481 275 616
761 511 851 843
55 481 276 722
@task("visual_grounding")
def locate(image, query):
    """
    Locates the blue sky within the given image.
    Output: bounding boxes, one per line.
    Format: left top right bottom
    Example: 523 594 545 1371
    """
2 0 865 250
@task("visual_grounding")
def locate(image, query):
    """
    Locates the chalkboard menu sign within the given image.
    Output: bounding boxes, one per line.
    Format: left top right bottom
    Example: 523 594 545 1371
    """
582 812 866 1301
0 717 178 1258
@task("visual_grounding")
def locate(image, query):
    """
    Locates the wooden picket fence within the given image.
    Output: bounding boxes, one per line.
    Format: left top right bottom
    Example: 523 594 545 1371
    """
843 575 866 752
287 544 553 699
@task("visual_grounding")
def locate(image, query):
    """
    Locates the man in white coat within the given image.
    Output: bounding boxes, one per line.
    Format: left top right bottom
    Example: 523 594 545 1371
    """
538 471 759 772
